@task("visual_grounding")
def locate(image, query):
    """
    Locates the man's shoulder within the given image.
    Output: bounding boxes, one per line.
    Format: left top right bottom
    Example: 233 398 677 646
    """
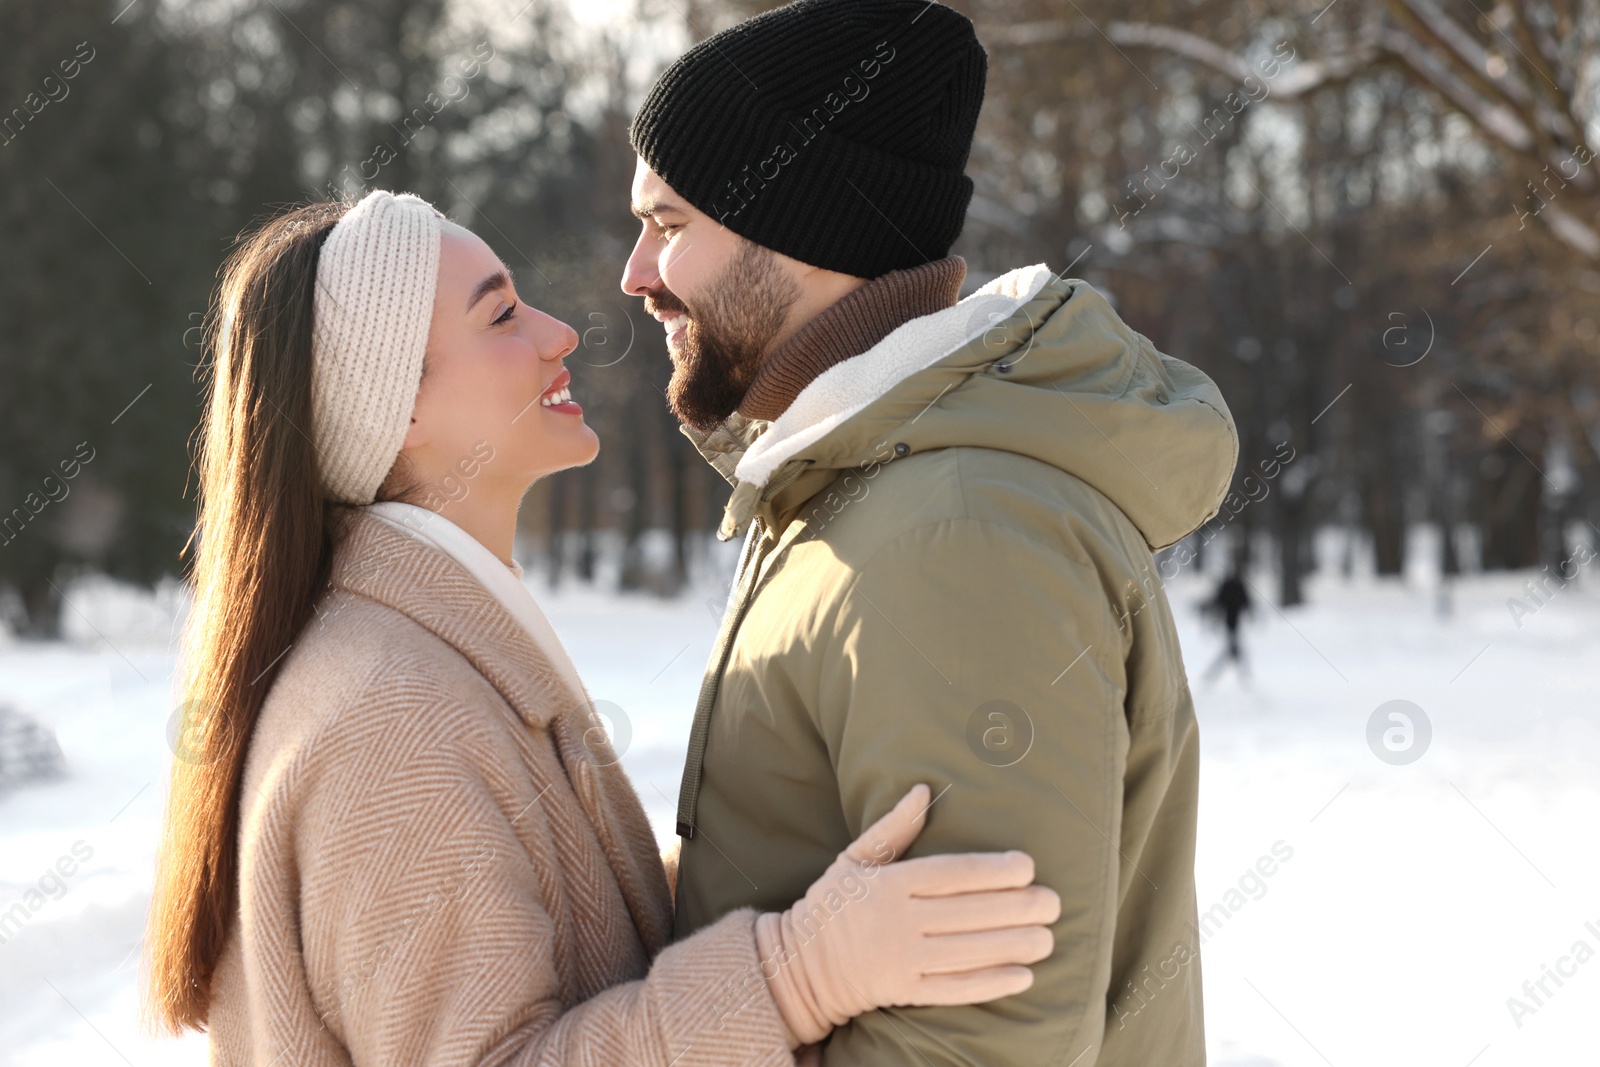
806 445 1142 565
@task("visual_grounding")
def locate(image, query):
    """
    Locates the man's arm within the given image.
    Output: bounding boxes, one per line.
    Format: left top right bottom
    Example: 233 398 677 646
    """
813 516 1128 1066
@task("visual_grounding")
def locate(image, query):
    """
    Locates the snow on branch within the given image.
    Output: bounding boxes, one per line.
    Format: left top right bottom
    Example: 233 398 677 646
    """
984 16 1537 149
1391 0 1536 108
981 19 1372 98
981 8 1599 259
1376 26 1536 151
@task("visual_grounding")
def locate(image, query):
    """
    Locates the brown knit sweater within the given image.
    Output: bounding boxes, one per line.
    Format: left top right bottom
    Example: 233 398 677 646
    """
737 256 966 421
207 509 794 1066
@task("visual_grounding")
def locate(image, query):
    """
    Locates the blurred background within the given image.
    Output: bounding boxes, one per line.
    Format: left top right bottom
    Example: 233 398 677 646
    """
1 0 1597 1063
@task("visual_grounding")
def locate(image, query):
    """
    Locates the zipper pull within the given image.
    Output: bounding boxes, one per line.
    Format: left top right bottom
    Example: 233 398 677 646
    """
717 481 763 541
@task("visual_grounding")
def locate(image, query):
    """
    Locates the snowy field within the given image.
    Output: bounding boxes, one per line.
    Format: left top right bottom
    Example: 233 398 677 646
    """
1 529 1596 1065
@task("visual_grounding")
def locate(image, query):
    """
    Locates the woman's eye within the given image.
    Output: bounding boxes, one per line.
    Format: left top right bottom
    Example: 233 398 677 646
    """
491 302 517 326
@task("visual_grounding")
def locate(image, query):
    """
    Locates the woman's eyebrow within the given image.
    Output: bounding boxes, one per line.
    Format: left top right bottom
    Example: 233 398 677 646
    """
465 268 514 312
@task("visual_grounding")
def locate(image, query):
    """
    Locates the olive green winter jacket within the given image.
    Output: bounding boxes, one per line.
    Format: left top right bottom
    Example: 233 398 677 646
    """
672 266 1238 1066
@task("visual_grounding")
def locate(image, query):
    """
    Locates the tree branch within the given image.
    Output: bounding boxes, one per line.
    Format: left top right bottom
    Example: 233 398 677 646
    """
980 19 1378 99
979 9 1600 260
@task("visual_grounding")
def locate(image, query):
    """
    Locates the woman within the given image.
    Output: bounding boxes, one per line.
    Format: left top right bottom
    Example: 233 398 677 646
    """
144 191 1060 1065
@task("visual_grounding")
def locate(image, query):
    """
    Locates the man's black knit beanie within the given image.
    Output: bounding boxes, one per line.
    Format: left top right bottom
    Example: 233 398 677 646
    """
629 0 987 279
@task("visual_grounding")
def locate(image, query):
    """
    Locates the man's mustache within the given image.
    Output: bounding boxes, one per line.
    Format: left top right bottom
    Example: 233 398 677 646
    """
645 289 688 317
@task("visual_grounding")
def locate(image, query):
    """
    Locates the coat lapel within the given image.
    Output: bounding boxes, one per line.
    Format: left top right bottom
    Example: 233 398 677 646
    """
548 713 674 957
329 508 673 956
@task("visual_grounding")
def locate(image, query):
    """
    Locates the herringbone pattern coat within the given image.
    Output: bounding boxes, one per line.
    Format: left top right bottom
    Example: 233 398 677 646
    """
207 509 793 1066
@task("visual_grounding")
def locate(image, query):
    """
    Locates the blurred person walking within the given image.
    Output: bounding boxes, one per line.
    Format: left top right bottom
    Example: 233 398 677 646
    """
1200 569 1254 686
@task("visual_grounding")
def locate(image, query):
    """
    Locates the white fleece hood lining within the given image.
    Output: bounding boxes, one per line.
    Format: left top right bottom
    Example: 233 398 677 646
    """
733 264 1058 491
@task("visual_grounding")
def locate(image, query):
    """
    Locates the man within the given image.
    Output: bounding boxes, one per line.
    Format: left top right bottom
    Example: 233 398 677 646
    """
620 1 1239 1062
1202 568 1254 686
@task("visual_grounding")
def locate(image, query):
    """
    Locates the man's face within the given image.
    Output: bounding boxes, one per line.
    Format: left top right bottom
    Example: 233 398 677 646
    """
621 158 800 432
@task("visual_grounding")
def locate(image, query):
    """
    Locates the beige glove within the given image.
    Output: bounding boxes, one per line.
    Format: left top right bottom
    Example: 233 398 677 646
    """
755 783 1060 1047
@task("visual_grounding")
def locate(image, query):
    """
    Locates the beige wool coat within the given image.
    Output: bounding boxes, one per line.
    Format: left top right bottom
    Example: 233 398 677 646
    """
207 508 795 1066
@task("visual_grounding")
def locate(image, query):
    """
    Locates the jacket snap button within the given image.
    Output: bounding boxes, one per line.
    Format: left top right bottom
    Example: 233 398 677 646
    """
892 442 911 458
995 362 1013 374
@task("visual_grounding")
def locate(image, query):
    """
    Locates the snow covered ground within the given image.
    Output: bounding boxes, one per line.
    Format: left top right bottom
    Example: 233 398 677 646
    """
1 531 1596 1065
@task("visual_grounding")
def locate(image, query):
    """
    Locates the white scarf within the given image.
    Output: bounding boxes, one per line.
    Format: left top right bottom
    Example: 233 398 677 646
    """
363 502 588 704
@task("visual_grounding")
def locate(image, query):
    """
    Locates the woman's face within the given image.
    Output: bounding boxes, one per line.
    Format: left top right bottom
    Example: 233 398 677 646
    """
399 221 596 502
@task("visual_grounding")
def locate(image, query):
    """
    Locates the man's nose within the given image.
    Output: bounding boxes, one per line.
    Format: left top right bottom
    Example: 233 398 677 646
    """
621 233 660 297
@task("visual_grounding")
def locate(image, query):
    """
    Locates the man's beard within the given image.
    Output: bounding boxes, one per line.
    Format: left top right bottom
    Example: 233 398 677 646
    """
648 240 800 433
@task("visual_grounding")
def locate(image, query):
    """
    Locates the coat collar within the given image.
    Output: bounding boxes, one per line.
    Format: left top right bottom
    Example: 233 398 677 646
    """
686 264 1239 552
329 507 582 730
327 507 674 955
681 266 1059 542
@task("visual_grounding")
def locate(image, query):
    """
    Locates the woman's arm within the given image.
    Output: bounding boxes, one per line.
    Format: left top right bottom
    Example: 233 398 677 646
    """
280 698 792 1067
273 699 1052 1066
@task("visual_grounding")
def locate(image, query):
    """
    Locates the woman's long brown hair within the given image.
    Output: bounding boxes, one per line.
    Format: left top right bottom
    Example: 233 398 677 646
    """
145 201 357 1033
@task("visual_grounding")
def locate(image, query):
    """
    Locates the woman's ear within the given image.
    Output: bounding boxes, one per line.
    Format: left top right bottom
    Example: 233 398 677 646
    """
400 414 429 452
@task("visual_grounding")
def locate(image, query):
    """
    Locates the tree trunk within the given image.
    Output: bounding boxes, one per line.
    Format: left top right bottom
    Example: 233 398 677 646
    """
1478 447 1541 570
1275 494 1307 607
1365 445 1406 576
576 469 598 584
618 398 651 593
546 473 569 592
668 443 690 593
18 575 63 641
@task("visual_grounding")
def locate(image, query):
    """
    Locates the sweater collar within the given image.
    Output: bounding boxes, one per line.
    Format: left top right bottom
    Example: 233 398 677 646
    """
736 256 967 422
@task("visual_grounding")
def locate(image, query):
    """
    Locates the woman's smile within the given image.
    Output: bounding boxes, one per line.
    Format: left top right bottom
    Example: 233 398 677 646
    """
536 368 581 416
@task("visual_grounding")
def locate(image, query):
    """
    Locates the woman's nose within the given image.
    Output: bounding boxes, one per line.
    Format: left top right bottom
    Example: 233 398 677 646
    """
530 308 578 361
554 320 579 359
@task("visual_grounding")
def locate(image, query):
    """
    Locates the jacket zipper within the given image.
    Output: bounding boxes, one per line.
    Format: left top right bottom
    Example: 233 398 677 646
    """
676 517 766 838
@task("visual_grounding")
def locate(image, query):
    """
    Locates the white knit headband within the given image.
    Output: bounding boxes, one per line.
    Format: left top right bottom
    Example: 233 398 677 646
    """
311 189 443 504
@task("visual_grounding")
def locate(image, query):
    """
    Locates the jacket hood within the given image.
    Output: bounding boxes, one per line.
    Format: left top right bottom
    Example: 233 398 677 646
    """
719 265 1239 552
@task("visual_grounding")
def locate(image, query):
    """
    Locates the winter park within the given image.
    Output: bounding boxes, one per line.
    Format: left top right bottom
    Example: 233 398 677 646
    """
3 1 1598 1065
